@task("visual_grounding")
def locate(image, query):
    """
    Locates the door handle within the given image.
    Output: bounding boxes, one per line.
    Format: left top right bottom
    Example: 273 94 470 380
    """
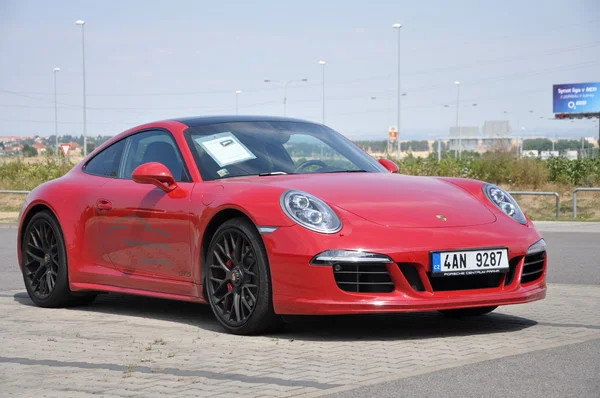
96 199 112 213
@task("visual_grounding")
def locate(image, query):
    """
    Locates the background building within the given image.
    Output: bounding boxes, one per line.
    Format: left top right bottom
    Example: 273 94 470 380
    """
449 120 513 152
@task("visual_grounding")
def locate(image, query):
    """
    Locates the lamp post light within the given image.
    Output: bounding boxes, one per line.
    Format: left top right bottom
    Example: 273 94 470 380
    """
75 19 88 157
318 61 326 124
264 79 308 116
53 67 60 158
235 90 241 114
454 81 461 159
392 23 402 158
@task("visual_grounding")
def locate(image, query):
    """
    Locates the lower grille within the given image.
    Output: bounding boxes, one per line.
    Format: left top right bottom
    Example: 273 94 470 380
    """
521 251 545 284
428 273 503 291
333 262 394 293
505 256 522 286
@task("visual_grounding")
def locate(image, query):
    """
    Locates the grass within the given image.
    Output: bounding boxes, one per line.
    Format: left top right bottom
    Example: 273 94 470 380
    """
1 155 599 222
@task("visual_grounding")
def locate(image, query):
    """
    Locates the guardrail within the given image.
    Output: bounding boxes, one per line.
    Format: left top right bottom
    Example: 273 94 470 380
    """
0 190 31 194
508 191 560 219
572 188 600 219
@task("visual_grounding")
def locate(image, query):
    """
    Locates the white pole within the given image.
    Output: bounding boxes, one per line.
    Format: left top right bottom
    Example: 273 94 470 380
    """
319 61 326 124
454 81 461 159
438 139 442 162
235 90 241 115
393 23 402 159
76 20 88 157
53 68 60 159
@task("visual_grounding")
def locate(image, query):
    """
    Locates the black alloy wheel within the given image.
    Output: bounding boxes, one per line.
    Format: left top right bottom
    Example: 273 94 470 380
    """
21 211 95 307
206 218 282 335
23 217 59 299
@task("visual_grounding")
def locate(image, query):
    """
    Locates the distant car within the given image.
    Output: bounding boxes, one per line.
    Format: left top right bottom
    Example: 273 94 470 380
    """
17 116 547 334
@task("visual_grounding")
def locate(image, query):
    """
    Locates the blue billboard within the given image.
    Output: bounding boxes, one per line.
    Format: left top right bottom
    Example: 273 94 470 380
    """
553 82 600 114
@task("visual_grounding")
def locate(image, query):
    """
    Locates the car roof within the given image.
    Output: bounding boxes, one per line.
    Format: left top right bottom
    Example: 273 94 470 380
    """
171 115 318 127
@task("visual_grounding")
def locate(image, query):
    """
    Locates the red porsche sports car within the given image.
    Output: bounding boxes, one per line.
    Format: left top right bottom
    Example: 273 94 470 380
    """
17 116 547 334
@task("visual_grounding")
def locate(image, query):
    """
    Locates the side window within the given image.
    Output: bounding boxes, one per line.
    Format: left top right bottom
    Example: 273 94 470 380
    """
83 139 126 177
122 130 190 182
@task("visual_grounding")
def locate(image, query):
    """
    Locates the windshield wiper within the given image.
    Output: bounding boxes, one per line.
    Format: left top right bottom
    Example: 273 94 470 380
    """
323 170 368 173
258 171 288 176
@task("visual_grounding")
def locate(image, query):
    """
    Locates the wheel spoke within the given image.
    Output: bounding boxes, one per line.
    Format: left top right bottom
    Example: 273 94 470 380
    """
209 277 229 294
214 290 232 305
241 295 252 312
31 227 43 249
233 292 241 323
244 287 257 303
234 234 242 262
223 237 231 260
212 251 230 273
46 271 54 291
25 250 44 263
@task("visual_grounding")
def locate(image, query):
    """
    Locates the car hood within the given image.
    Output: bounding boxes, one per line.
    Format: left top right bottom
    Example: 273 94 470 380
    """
227 173 496 228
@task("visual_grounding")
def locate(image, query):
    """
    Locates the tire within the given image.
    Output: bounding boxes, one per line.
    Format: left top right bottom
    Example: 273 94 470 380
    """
21 211 96 308
439 306 498 317
205 217 282 335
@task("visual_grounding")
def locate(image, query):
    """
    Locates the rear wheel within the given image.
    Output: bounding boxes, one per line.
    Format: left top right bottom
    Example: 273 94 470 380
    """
21 211 96 307
205 218 282 335
439 306 498 317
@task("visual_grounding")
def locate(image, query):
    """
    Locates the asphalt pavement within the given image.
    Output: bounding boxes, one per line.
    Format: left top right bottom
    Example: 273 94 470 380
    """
0 221 598 397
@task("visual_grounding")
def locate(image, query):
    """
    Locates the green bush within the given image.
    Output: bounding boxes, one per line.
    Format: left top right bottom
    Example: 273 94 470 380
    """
0 159 74 191
396 154 599 187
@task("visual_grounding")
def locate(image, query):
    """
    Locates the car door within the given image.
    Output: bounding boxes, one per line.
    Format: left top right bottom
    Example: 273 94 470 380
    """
94 129 195 282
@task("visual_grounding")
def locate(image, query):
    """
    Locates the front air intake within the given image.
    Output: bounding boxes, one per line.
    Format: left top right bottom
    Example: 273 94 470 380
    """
332 262 394 293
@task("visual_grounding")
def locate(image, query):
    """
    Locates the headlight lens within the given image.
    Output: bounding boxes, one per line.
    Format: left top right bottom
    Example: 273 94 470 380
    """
280 190 342 233
483 184 527 224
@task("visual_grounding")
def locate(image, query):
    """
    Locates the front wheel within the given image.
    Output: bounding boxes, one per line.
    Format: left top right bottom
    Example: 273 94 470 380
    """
439 306 498 317
205 217 282 335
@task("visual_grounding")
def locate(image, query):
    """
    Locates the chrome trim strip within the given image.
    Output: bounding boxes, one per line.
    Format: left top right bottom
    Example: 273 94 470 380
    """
314 256 392 263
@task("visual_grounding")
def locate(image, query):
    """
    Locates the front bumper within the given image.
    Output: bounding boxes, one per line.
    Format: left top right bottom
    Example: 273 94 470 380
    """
262 213 547 315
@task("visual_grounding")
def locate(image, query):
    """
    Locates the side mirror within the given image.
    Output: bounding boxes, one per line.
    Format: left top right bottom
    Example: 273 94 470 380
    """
132 162 178 192
378 158 399 173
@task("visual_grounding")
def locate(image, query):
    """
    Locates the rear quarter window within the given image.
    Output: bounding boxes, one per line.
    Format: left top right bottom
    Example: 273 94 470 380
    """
83 139 126 177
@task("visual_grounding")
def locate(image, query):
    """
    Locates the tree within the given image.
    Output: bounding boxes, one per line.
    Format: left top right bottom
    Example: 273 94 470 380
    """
22 144 38 157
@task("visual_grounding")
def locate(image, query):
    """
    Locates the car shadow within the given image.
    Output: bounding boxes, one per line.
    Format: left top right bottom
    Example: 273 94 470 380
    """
12 291 537 340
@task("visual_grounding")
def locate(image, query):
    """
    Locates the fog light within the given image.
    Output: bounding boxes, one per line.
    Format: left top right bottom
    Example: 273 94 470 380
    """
334 264 342 271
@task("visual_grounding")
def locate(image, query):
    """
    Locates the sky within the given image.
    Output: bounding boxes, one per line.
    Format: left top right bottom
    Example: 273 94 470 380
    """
0 0 599 141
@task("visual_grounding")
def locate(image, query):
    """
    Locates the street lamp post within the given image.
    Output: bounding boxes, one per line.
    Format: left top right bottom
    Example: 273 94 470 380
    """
75 19 87 157
392 23 402 159
265 79 308 116
454 81 461 159
53 67 60 159
318 61 326 124
235 90 241 114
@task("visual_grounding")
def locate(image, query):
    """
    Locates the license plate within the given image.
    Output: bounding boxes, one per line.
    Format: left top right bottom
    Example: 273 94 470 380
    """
431 248 509 276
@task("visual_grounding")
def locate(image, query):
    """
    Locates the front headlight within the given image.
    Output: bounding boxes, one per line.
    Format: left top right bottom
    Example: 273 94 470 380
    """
280 190 342 233
483 184 527 224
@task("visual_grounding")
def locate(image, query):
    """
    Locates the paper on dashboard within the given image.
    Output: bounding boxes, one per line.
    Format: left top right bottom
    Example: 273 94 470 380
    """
195 133 256 167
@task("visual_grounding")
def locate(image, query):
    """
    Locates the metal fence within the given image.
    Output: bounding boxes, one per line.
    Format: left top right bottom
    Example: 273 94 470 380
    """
0 190 31 194
572 188 600 219
508 191 560 219
3 188 599 221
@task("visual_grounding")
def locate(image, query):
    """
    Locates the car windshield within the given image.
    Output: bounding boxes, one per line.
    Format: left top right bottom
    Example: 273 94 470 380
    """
184 121 387 181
